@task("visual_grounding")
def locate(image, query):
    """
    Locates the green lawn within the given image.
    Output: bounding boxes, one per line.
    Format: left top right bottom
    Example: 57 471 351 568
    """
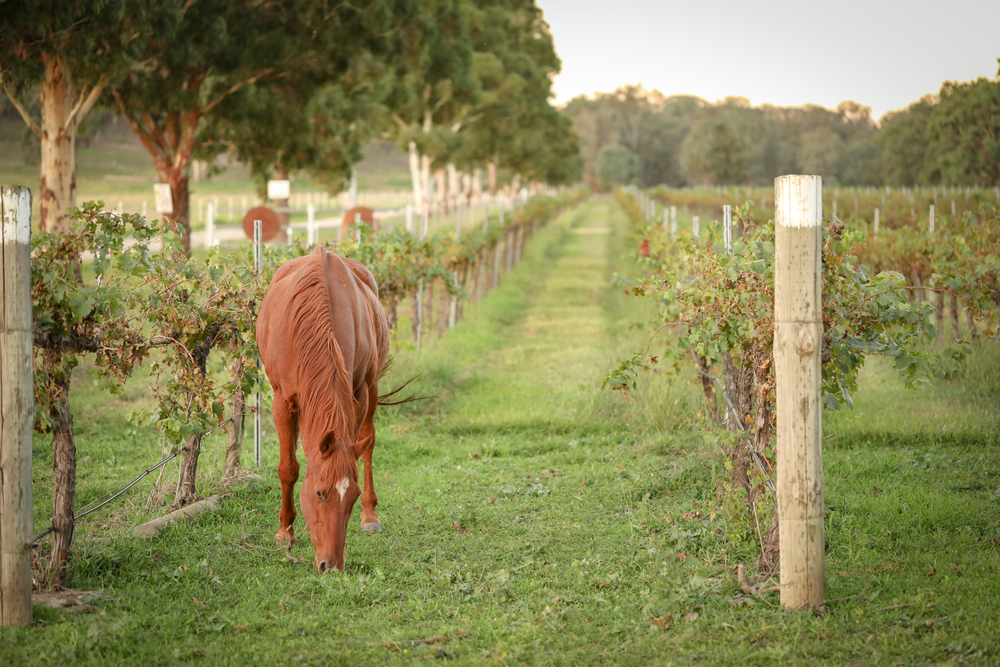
3 199 999 665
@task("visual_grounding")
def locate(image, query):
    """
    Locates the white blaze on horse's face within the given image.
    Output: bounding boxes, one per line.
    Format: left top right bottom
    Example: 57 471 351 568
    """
336 476 350 502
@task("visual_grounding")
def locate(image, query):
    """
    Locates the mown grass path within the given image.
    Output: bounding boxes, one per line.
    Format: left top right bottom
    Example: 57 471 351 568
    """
4 199 1000 666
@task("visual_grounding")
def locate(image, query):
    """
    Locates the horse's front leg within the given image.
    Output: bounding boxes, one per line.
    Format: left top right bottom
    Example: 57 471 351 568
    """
358 400 381 533
272 388 300 545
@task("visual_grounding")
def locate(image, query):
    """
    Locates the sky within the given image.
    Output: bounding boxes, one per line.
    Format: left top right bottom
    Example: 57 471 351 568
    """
537 0 1000 121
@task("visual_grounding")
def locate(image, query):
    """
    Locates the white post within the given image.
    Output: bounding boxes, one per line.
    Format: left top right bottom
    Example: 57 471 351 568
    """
416 212 427 350
951 200 956 216
0 185 35 627
723 204 732 253
873 208 880 243
206 202 215 249
692 216 699 237
929 205 938 333
670 206 677 236
307 203 316 246
774 174 825 611
254 219 263 466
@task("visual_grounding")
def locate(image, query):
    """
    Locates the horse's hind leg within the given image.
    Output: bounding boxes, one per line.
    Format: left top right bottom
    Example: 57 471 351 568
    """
273 388 300 545
358 399 381 533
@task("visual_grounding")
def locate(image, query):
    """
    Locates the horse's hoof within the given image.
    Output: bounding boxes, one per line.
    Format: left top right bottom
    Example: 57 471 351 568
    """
274 527 297 545
361 523 382 533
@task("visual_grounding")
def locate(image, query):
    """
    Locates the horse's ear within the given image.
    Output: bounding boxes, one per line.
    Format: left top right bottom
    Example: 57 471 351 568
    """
319 431 336 454
351 434 372 460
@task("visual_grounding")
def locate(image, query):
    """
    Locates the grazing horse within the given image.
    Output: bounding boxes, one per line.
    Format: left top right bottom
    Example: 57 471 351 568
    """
256 245 389 573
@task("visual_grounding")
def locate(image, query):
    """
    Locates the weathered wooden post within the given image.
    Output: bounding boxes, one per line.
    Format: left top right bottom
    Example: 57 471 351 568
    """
253 219 263 466
670 206 677 236
0 185 35 627
873 208 879 243
773 175 825 611
692 215 699 238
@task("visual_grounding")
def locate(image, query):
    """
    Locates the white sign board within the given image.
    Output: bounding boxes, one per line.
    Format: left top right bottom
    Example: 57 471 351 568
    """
267 180 291 200
153 183 173 214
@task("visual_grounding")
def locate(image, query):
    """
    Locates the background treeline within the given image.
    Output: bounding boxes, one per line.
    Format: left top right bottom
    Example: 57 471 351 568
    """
564 64 1000 190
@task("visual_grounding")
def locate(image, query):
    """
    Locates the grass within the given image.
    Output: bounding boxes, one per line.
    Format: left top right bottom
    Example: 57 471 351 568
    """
3 199 1000 665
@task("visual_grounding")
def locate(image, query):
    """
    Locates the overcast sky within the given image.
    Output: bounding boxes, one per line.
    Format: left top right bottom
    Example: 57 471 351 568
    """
538 0 1000 120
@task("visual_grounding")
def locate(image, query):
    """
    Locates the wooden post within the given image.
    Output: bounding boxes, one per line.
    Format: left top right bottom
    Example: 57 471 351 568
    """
0 185 34 627
692 215 699 237
873 208 879 243
670 206 677 236
773 175 825 611
253 220 263 466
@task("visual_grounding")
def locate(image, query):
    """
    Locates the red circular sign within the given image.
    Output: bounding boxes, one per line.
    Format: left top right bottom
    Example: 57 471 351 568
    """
242 206 283 242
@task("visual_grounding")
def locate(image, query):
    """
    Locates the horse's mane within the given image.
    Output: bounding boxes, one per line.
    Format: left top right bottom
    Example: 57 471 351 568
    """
289 246 358 494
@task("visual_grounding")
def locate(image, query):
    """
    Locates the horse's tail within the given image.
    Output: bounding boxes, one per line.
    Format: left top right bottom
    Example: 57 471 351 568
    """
376 356 430 406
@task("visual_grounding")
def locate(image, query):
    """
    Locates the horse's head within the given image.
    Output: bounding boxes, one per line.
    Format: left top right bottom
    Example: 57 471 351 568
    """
299 435 368 573
300 468 361 573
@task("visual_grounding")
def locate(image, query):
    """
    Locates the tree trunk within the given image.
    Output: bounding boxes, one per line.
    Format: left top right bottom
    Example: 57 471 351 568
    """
43 350 76 589
949 294 960 339
164 168 192 254
472 168 482 206
273 164 290 243
487 160 498 196
692 353 719 425
38 54 76 234
383 294 399 331
722 353 753 500
175 336 213 505
225 359 246 478
447 163 458 210
435 169 446 215
176 433 203 506
408 141 423 213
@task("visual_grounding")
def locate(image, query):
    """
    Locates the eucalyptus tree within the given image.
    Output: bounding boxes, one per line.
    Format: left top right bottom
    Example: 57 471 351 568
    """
456 0 572 193
384 0 478 213
108 0 393 253
0 0 162 232
196 2 408 201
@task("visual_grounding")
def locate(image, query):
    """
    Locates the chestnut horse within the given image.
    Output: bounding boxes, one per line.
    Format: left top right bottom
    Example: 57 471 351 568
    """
256 245 389 573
